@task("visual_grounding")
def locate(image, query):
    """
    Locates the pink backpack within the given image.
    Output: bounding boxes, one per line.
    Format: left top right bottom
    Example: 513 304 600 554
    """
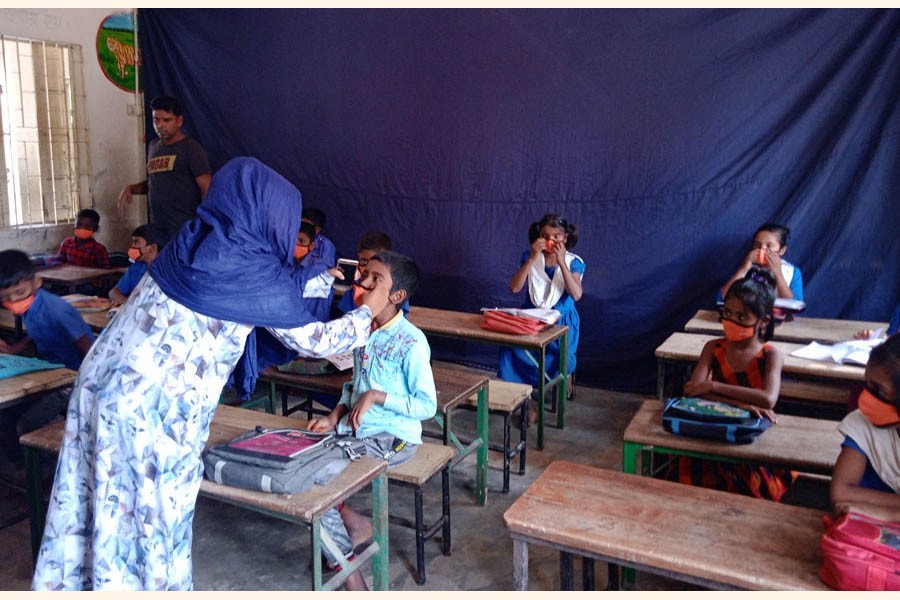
820 512 900 590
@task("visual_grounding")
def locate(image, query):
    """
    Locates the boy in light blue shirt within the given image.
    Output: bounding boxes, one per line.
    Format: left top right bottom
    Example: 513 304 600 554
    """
308 250 435 590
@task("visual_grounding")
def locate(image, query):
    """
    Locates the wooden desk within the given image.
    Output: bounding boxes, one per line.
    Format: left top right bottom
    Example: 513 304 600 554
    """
622 399 841 476
503 461 828 590
0 307 110 335
655 332 864 402
37 265 120 294
260 364 491 506
685 309 888 344
407 305 569 450
0 367 77 409
19 404 389 591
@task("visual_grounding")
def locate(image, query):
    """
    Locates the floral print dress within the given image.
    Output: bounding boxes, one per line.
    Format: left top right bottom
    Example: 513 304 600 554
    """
32 274 372 590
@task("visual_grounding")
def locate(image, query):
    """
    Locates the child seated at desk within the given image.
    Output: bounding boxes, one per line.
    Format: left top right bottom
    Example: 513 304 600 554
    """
665 267 797 501
336 231 409 315
56 208 110 269
719 222 803 302
109 224 168 307
830 333 900 523
307 251 436 591
0 249 94 461
293 220 336 322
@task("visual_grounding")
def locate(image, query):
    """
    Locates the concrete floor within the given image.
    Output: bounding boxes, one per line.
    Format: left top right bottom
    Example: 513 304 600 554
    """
0 364 829 591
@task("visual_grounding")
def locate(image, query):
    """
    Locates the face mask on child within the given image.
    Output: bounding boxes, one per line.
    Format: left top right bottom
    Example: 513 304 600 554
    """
3 294 35 315
544 239 556 253
722 319 757 342
756 248 767 265
858 388 900 427
127 247 143 262
74 228 94 241
293 245 310 261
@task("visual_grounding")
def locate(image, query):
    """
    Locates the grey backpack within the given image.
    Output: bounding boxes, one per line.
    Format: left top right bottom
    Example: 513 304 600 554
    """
202 427 364 494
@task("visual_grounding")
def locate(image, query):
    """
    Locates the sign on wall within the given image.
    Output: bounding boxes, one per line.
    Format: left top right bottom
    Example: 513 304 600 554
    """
96 11 142 92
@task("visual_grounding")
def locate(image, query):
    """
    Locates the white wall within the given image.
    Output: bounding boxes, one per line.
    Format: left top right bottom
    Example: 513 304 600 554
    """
0 7 146 255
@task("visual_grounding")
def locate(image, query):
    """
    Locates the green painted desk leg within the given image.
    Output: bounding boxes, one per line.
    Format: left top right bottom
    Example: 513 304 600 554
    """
25 447 45 564
372 471 389 591
311 519 324 590
476 384 489 506
557 331 568 430
622 441 640 475
537 348 546 450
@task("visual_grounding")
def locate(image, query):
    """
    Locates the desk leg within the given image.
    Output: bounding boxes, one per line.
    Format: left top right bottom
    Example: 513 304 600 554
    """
512 538 529 590
311 519 323 590
560 551 574 590
583 557 595 590
372 471 389 591
537 349 546 451
557 331 568 430
622 441 640 475
476 384 489 506
25 447 45 564
656 361 666 401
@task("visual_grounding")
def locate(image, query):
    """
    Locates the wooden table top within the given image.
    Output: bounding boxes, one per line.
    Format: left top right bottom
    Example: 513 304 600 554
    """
656 332 865 382
261 364 488 413
407 305 568 349
0 367 77 407
20 404 385 522
503 461 828 590
685 309 888 345
0 307 109 334
624 399 841 473
37 264 120 284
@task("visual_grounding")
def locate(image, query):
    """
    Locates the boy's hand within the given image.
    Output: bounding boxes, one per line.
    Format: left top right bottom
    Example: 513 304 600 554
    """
328 267 345 280
307 415 336 433
347 390 385 432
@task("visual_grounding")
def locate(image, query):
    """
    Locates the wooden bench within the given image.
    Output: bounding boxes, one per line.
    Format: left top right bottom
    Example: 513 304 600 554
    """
622 399 842 477
503 461 829 590
260 364 492 506
19 404 389 591
386 442 455 585
460 379 532 493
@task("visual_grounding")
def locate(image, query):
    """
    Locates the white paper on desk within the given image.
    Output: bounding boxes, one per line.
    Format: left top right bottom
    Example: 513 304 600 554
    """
480 307 561 324
791 339 882 366
324 352 354 371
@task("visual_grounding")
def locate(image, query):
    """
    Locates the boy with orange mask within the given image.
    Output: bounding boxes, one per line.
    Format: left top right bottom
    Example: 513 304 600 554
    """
56 208 110 268
109 224 168 308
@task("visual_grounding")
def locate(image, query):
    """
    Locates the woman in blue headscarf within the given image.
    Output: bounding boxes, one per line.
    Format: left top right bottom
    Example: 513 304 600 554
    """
32 158 388 591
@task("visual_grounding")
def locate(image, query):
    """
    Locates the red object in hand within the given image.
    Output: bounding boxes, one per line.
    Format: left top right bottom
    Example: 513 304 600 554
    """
757 248 767 265
545 240 556 253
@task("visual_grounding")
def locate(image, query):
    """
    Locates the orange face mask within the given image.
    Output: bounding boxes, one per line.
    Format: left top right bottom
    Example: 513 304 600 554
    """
722 319 757 342
353 284 365 307
293 245 310 261
127 247 143 261
858 388 900 427
74 228 94 241
3 294 35 315
756 248 767 265
544 239 557 253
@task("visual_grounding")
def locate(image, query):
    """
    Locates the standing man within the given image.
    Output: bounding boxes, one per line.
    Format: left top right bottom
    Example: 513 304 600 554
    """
118 96 212 238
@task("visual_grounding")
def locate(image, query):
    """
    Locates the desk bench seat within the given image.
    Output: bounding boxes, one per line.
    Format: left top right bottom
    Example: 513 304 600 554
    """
504 461 829 590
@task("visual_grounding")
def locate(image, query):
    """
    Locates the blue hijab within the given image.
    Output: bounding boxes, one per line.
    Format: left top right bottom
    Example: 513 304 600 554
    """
150 157 317 328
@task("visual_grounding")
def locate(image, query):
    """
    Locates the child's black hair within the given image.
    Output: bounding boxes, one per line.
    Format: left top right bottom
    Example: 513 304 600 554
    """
77 208 100 229
531 214 579 250
0 249 36 289
132 223 169 250
358 231 392 252
151 95 183 117
370 251 420 300
301 207 327 230
868 333 900 408
755 222 790 247
298 221 317 242
724 266 777 341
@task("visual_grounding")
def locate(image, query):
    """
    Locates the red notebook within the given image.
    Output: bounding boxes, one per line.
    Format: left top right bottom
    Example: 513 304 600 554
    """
227 429 329 460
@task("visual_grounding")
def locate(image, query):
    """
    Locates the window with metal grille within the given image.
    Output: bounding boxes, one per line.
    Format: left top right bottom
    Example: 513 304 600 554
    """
0 35 91 228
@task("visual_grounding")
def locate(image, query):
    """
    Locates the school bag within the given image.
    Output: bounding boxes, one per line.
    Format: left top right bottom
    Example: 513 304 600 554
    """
661 397 771 444
202 427 365 494
819 511 900 590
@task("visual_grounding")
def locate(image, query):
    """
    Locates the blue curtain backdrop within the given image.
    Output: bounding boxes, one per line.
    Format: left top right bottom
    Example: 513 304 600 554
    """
139 9 899 390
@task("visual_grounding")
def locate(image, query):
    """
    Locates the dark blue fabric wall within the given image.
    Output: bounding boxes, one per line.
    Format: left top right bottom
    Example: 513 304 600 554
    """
139 9 899 390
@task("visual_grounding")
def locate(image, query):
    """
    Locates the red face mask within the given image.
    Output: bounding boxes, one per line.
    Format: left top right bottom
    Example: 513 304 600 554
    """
74 228 94 241
3 294 35 315
293 245 310 261
544 239 556 253
722 319 757 342
756 248 767 265
127 247 143 262
858 388 900 427
352 284 365 307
